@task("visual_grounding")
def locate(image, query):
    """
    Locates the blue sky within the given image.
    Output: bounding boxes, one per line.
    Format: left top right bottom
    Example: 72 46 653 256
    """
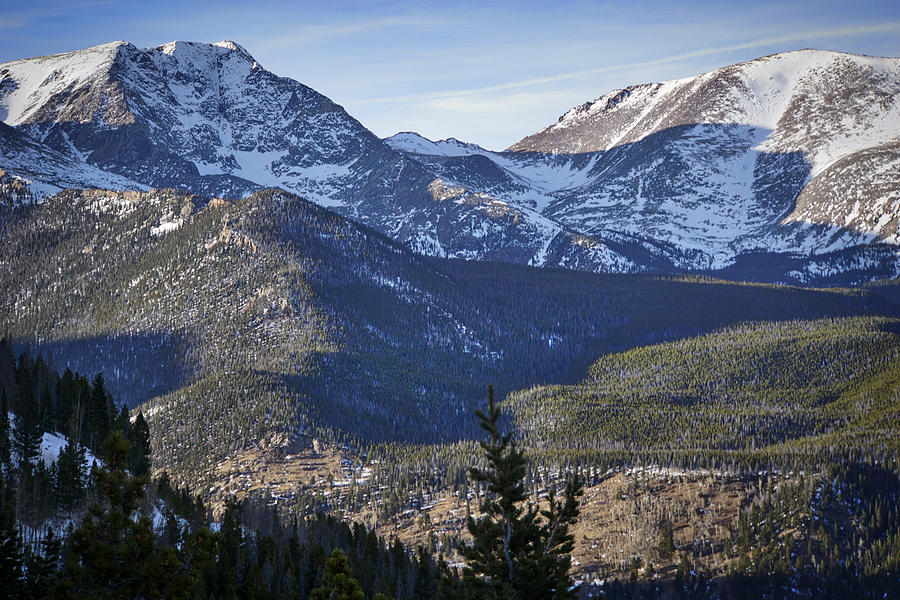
1 0 898 150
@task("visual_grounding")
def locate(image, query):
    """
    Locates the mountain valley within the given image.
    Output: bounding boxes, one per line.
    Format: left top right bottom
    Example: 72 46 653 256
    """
1 37 900 597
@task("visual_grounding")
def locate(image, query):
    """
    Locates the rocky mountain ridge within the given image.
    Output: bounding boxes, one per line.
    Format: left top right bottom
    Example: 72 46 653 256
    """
1 43 898 283
391 50 900 283
0 40 627 273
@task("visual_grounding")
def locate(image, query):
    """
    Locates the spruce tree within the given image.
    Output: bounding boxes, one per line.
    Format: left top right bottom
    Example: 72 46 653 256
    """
457 385 583 599
25 527 60 599
58 431 202 599
113 404 129 436
0 339 14 398
88 373 110 451
0 389 10 466
56 369 76 438
216 496 245 598
69 374 91 447
55 438 86 511
127 411 151 477
56 432 156 598
32 356 54 432
311 548 365 600
12 376 42 470
0 488 25 598
14 352 33 407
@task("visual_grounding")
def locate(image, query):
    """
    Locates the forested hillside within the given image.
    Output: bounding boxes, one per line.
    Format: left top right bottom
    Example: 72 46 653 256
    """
356 315 900 511
0 351 449 600
1 187 896 496
507 316 900 467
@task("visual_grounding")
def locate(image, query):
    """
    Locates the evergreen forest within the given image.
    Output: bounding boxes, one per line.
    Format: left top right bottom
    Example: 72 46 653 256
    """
1 187 899 597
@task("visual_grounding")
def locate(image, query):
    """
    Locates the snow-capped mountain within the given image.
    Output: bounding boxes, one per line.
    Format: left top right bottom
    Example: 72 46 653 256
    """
0 40 630 272
1 43 898 283
388 50 900 283
507 50 900 277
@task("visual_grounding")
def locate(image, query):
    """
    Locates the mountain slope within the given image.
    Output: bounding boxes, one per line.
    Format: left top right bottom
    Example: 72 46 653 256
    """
0 121 148 200
508 50 900 273
2 186 893 489
388 50 900 283
3 43 898 282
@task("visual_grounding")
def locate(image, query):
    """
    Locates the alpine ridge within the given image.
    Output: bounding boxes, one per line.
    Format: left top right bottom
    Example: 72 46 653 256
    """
0 40 627 273
391 50 900 284
1 44 898 283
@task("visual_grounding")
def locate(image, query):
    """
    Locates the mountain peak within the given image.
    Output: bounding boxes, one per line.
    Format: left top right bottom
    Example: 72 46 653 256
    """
509 48 900 154
213 40 255 60
155 39 259 67
385 131 491 156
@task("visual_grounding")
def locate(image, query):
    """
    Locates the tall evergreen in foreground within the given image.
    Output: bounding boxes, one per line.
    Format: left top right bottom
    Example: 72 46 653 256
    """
455 385 583 599
56 431 203 599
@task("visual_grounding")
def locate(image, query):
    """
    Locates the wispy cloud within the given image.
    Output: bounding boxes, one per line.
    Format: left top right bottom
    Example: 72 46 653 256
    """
255 14 449 51
0 16 26 30
354 21 900 106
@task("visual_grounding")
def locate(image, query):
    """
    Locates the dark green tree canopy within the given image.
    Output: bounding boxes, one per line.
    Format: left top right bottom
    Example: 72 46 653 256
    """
458 385 583 600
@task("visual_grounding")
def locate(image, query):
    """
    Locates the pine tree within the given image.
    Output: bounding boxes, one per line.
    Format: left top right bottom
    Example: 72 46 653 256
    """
56 432 159 598
32 356 54 432
457 385 582 600
69 374 91 447
659 525 676 559
12 370 42 470
55 438 86 511
56 369 76 438
0 487 26 599
88 373 110 452
25 527 60 599
0 339 14 398
0 389 10 467
310 548 365 600
127 411 151 477
215 495 244 598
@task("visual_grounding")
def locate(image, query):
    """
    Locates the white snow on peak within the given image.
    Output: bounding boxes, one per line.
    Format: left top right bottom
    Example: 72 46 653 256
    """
385 132 489 157
0 41 125 125
1 38 370 206
540 49 900 159
156 40 258 66
214 40 256 61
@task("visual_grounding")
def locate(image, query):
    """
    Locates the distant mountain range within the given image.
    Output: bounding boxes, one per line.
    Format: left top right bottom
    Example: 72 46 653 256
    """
1 42 898 284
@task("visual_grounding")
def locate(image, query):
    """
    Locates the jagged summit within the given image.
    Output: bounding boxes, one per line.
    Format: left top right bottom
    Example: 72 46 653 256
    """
156 39 259 66
0 39 621 274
